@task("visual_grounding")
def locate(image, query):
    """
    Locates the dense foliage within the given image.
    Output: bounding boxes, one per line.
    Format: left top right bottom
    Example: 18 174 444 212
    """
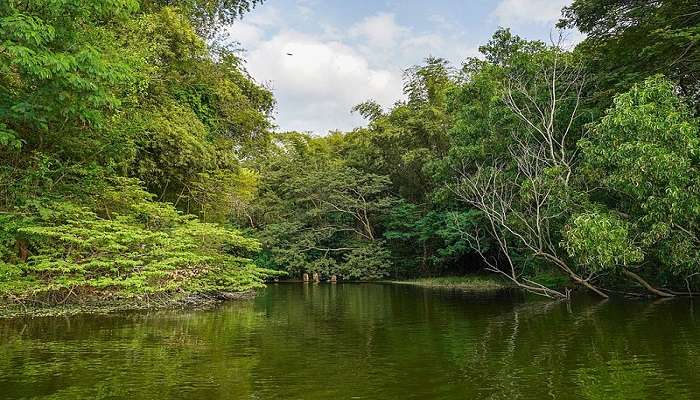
560 0 700 109
0 0 276 304
2 0 700 304
249 132 395 280
245 21 700 298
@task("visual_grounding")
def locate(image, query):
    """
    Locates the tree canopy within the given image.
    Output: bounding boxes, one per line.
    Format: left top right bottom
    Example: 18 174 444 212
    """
2 1 700 305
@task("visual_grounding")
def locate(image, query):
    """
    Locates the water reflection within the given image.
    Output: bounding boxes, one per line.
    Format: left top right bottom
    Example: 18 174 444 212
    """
1 283 698 399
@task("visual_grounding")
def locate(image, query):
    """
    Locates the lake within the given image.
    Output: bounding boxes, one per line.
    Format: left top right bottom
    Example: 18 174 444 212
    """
1 283 699 399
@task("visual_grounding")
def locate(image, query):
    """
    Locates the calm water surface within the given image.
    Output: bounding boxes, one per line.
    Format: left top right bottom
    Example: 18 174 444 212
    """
1 283 700 399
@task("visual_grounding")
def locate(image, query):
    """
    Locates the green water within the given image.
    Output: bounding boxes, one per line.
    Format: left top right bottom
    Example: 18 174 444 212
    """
1 283 699 399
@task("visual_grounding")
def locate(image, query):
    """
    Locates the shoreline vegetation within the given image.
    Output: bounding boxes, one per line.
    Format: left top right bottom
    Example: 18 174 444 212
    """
391 276 510 292
0 279 500 318
0 291 257 319
2 0 700 313
0 278 512 318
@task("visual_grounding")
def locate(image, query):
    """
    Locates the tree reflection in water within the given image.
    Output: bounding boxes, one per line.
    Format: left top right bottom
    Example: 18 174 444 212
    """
1 284 698 399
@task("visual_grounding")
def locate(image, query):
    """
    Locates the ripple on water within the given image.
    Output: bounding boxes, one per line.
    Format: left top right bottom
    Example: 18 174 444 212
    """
1 284 700 400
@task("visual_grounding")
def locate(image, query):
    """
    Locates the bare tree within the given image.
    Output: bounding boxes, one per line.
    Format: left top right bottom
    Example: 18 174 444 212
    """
503 34 586 184
451 37 608 298
449 166 568 298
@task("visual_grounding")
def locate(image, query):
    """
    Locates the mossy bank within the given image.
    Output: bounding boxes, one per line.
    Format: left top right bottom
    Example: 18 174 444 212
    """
0 291 257 319
392 276 511 292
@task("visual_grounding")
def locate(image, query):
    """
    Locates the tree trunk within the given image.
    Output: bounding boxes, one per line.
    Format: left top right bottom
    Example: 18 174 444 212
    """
569 274 609 298
622 268 675 298
538 253 609 299
17 240 29 262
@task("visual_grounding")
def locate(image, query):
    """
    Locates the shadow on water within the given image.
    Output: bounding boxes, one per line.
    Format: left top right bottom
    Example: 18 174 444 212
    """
1 283 699 399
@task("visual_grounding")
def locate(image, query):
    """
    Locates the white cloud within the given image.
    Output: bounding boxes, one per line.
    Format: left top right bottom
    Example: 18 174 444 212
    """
227 9 477 134
349 13 475 65
401 33 445 55
349 13 408 49
244 31 403 134
221 6 284 46
244 5 284 28
223 22 264 46
493 0 570 25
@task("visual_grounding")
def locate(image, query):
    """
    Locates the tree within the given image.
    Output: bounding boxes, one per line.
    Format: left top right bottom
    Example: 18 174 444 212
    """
447 32 608 298
344 58 475 276
251 133 395 280
0 0 139 156
561 0 700 110
348 57 455 203
144 0 265 36
0 175 275 303
576 76 700 294
0 0 278 305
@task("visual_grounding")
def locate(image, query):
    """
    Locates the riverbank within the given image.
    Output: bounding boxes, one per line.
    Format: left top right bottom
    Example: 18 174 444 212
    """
391 276 511 292
0 291 257 319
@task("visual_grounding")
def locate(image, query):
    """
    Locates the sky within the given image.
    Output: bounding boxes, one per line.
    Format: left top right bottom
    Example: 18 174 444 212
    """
223 0 576 135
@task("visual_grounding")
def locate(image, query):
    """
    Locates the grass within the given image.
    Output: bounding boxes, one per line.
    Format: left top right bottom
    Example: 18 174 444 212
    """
392 276 510 292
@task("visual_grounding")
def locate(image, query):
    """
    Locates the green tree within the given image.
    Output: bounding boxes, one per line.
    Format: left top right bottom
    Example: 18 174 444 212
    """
252 133 395 280
145 0 265 36
0 0 278 305
577 76 700 293
561 0 700 109
0 0 139 156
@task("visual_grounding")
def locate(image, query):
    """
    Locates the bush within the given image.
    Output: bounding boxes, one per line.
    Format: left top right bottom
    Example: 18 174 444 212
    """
0 176 277 303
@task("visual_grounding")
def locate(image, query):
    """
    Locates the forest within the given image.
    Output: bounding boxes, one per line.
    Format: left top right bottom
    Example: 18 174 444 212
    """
1 0 699 305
